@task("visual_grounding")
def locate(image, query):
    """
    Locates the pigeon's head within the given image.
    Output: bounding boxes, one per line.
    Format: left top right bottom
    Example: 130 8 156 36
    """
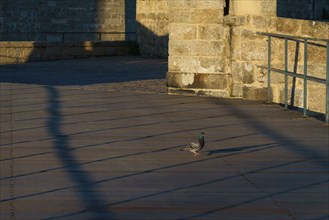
200 132 205 137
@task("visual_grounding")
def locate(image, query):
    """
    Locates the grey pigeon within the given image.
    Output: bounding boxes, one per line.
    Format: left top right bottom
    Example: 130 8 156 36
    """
180 132 205 157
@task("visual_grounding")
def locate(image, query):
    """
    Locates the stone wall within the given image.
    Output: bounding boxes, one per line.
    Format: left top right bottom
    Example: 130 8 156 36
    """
167 0 231 97
229 0 329 114
136 0 168 57
1 0 328 115
0 0 137 41
0 41 139 64
166 0 328 115
0 0 139 64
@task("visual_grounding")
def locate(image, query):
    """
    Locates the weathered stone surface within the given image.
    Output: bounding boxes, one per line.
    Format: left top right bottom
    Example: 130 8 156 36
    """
167 87 230 97
197 0 224 8
241 41 268 61
232 83 244 97
167 0 197 8
276 18 301 34
300 21 329 38
260 0 277 16
224 15 248 26
168 56 199 73
169 8 198 24
1 0 328 114
169 56 227 74
198 56 226 73
167 72 228 90
198 25 229 41
169 40 226 57
243 86 267 101
197 8 224 24
0 0 137 41
251 15 272 29
0 41 139 64
232 62 255 84
136 0 169 57
170 24 197 40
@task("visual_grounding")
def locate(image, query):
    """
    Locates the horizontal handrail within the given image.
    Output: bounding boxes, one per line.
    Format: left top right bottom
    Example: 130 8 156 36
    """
258 66 326 84
257 31 329 43
257 32 329 123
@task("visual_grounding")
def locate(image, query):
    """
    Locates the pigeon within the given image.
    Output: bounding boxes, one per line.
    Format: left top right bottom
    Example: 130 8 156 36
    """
180 132 205 157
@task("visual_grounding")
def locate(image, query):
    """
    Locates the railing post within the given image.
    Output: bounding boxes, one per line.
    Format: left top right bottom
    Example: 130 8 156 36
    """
268 35 272 103
326 41 329 124
290 41 300 109
284 38 288 109
303 39 308 117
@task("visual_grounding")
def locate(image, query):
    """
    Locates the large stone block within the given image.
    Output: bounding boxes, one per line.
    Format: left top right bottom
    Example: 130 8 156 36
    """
198 56 226 73
198 24 229 41
167 72 228 90
197 8 224 24
241 41 267 61
169 8 198 24
224 15 248 26
232 83 244 97
167 87 230 98
1 0 136 42
276 17 301 34
170 24 197 40
300 20 329 39
232 62 255 84
168 0 197 8
169 56 199 72
251 15 272 29
243 86 267 101
197 0 224 8
169 56 226 74
260 0 276 16
170 40 226 57
307 83 326 113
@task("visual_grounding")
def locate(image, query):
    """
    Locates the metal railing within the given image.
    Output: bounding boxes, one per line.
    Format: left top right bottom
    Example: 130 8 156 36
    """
257 32 329 123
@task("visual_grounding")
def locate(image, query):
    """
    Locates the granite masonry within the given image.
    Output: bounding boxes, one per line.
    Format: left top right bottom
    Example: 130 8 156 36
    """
0 0 328 114
166 0 329 115
136 0 168 58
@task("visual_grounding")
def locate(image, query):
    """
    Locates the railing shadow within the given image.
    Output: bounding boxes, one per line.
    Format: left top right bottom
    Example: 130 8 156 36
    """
214 98 329 168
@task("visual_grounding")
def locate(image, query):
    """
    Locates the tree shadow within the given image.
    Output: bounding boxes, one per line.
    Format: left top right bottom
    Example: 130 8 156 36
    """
44 85 111 219
0 1 169 219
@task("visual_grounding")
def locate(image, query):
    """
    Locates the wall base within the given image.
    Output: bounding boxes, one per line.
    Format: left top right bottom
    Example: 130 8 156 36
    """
167 87 230 98
0 41 139 64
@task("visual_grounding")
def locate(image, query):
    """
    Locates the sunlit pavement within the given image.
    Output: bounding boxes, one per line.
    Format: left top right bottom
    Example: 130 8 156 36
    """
1 57 328 220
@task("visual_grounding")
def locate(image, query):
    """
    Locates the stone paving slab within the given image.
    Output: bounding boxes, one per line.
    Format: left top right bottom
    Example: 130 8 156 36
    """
0 57 328 220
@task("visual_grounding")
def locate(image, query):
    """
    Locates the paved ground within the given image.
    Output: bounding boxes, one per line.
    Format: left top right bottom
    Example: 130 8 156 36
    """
0 57 328 220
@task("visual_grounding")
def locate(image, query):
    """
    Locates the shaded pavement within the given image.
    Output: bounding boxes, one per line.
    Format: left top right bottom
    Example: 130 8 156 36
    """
0 57 328 220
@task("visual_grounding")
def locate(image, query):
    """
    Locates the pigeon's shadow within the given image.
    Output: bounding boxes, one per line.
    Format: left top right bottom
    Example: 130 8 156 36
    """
206 143 277 156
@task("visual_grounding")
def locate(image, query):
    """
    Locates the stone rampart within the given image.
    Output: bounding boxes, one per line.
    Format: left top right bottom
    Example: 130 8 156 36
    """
0 0 137 41
0 41 138 64
166 0 231 98
229 0 329 114
166 0 328 115
136 0 168 58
